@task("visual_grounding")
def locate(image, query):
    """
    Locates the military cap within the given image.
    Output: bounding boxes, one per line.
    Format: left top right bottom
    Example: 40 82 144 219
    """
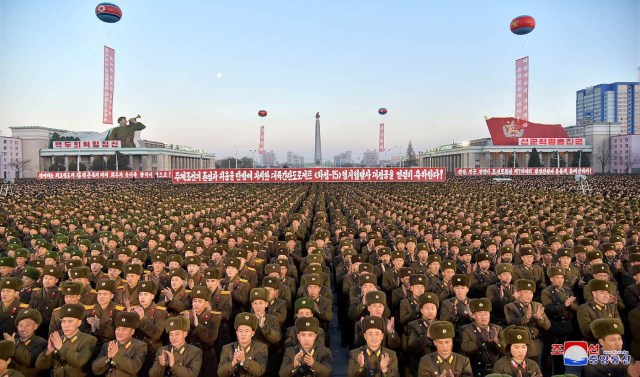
601 243 615 252
410 274 428 287
515 279 535 292
362 316 385 333
588 279 611 293
90 243 102 251
63 260 81 270
470 298 492 313
168 268 187 280
378 247 391 257
184 256 201 266
495 263 513 274
459 247 472 256
168 254 184 264
351 254 365 264
60 304 85 320
358 273 376 286
449 240 461 248
294 298 315 313
441 260 456 272
42 265 61 278
418 292 440 309
250 287 269 302
191 286 211 301
499 246 514 255
427 254 442 264
399 267 414 279
304 273 322 287
406 236 417 244
263 264 279 276
573 245 587 254
55 235 69 244
78 239 91 248
107 260 123 270
235 312 258 330
358 263 374 274
519 247 535 257
390 251 405 261
0 277 22 291
365 291 386 306
429 321 455 339
22 267 40 281
590 318 624 339
61 282 82 296
225 257 240 270
117 248 131 257
14 249 29 259
475 253 491 263
165 317 189 332
451 274 469 287
115 311 140 329
31 260 45 269
261 277 279 290
131 251 147 262
579 238 594 246
416 243 429 252
123 264 143 276
203 268 222 280
504 325 530 344
139 281 158 295
629 265 640 277
629 245 640 254
587 251 603 262
305 265 323 276
630 254 640 263
151 254 167 264
548 236 562 244
233 248 248 260
547 266 564 278
591 263 610 275
89 255 106 266
395 237 406 245
0 258 15 268
68 267 89 279
557 248 574 259
295 316 319 334
539 247 552 256
15 308 42 326
0 340 14 361
96 279 116 294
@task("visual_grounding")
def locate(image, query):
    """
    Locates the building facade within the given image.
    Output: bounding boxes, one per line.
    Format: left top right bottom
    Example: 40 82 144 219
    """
286 151 305 167
0 136 24 180
333 151 353 166
261 150 278 167
576 82 639 134
10 126 215 178
611 134 640 174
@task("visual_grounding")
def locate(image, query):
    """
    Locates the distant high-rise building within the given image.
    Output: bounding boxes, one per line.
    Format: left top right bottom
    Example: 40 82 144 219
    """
314 112 322 165
363 149 379 166
333 151 353 166
261 150 277 167
287 151 305 167
576 82 639 134
0 136 23 180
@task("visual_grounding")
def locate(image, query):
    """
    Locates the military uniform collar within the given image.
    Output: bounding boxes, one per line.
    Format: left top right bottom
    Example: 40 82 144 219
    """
437 353 454 364
366 347 381 357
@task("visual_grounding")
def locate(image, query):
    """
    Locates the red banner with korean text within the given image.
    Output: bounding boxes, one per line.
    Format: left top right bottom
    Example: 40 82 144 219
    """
515 56 529 121
53 140 121 149
517 138 585 146
36 171 172 180
455 167 593 176
379 123 385 152
103 46 115 124
172 167 446 184
486 117 569 146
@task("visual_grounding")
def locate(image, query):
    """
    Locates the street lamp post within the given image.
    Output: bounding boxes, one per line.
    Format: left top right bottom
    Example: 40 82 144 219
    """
249 149 257 168
233 146 242 169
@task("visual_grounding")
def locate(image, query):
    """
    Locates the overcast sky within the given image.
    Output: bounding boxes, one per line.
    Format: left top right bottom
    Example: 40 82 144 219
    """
1 0 638 162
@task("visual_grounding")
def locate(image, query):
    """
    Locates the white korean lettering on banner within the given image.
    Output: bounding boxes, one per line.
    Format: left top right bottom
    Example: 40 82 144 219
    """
518 138 585 146
454 167 592 176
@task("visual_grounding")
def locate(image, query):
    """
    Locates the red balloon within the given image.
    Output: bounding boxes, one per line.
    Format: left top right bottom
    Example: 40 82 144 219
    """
510 15 535 35
378 108 388 115
258 110 267 117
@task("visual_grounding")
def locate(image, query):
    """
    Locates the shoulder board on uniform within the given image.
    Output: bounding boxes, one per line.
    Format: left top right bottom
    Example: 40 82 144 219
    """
84 305 95 310
185 290 192 293
90 290 97 294
156 306 167 311
32 288 42 291
247 267 256 271
115 305 125 311
143 270 151 274
57 288 63 291
117 286 125 289
53 307 61 312
211 310 222 315
220 291 231 294
239 279 248 283
19 303 29 308
255 259 264 263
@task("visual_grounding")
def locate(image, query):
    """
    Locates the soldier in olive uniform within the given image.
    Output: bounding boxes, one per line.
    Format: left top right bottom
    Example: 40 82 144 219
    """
131 281 168 373
202 268 232 356
486 263 516 328
184 286 221 377
347 316 399 377
512 247 546 301
418 320 473 377
19 268 40 305
218 313 269 377
540 266 578 375
262 276 288 327
460 298 504 377
158 269 192 315
406 292 440 376
284 298 327 349
48 282 84 335
120 264 143 308
583 263 625 312
280 317 332 377
0 277 30 337
440 274 474 350
0 340 25 377
249 287 282 375
106 117 145 148
149 316 203 377
35 303 98 377
504 279 551 360
85 279 125 351
12 309 48 377
584 318 640 377
468 253 497 299
91 311 148 377
492 325 543 377
577 279 621 342
68 267 98 306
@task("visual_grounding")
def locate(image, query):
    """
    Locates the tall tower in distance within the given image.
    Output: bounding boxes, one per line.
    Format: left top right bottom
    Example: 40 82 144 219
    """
314 112 322 165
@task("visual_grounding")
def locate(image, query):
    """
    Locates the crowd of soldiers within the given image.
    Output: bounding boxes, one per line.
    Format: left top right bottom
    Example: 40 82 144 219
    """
0 177 639 377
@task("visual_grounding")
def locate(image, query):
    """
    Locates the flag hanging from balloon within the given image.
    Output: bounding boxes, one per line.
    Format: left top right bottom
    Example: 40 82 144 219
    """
379 123 385 152
103 46 115 124
515 56 529 121
259 126 265 154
